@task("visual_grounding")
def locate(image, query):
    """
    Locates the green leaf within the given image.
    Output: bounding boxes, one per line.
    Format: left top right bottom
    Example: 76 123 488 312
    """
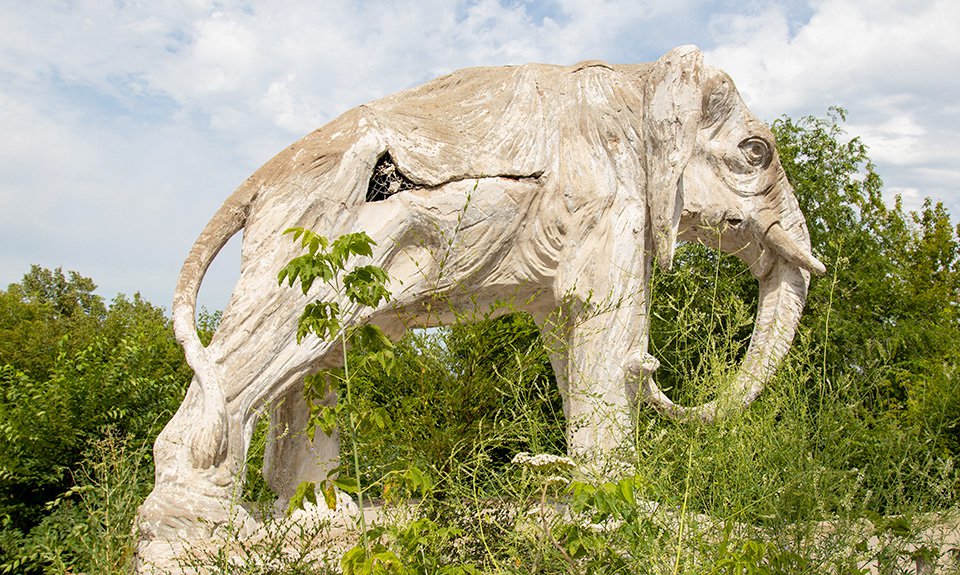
284 226 329 256
329 232 374 270
322 480 338 510
341 545 368 575
373 349 396 374
283 227 305 242
339 231 377 258
304 370 339 400
344 265 392 307
277 254 336 294
348 324 394 354
370 550 406 572
315 405 338 436
333 475 360 494
297 301 341 342
371 406 392 429
286 481 317 515
404 465 432 495
618 477 636 507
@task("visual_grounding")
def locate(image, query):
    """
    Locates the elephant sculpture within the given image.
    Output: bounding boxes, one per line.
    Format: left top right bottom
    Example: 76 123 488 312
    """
136 45 824 558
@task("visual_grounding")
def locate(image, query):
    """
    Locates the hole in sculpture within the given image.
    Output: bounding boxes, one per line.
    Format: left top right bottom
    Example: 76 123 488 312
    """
194 233 241 348
366 152 418 202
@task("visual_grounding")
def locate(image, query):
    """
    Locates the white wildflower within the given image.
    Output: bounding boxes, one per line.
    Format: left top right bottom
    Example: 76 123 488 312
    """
511 452 576 470
544 475 569 488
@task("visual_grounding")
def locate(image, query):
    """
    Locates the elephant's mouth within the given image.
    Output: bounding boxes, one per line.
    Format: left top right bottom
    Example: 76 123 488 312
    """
678 207 824 280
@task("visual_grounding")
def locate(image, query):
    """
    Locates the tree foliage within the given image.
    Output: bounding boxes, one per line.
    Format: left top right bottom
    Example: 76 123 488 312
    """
776 108 960 381
0 268 191 538
345 310 564 500
775 110 960 450
0 266 105 383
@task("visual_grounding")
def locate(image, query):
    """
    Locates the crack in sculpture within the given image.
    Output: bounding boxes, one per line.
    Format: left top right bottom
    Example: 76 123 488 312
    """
135 45 824 569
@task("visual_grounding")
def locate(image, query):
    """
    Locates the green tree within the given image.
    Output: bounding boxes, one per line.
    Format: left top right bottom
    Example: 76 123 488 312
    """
0 267 106 381
18 265 106 320
0 269 191 535
773 110 960 417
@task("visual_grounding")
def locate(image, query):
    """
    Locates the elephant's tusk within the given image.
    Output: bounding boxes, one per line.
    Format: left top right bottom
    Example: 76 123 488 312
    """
765 222 826 276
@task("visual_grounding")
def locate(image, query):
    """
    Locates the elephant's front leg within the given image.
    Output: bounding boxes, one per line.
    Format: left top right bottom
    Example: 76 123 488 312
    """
552 204 654 460
557 299 650 458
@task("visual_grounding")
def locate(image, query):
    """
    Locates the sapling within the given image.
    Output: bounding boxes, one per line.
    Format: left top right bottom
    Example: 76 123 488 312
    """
278 227 395 553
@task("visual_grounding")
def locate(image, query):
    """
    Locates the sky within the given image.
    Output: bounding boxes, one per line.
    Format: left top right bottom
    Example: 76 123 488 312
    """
1 0 958 312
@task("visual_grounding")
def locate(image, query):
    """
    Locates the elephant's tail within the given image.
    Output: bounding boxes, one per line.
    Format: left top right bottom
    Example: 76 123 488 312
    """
172 182 257 469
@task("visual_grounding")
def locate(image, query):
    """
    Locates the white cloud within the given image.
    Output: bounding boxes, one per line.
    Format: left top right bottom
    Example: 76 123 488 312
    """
885 186 923 210
847 112 927 167
704 0 960 214
707 1 957 116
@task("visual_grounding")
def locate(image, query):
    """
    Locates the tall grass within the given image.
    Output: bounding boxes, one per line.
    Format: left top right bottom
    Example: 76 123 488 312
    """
0 434 152 574
9 249 958 574
295 247 958 573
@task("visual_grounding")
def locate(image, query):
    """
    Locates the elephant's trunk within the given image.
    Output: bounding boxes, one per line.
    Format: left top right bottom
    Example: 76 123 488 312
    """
641 258 808 422
641 176 819 422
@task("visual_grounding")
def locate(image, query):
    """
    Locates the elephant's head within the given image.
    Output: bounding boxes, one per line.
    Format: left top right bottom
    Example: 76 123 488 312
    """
640 46 825 421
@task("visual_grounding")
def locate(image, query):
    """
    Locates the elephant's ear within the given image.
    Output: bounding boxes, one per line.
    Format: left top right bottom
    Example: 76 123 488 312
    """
644 45 703 270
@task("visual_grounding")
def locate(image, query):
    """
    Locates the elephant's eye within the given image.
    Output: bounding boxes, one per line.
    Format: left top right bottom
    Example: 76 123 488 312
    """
738 137 770 168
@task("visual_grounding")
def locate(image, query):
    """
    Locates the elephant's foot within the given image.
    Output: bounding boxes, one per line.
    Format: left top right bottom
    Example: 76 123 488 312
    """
572 454 638 482
135 480 259 573
137 482 258 540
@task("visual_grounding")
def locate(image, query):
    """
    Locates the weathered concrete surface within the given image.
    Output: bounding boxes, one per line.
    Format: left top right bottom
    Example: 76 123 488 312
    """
135 45 824 571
